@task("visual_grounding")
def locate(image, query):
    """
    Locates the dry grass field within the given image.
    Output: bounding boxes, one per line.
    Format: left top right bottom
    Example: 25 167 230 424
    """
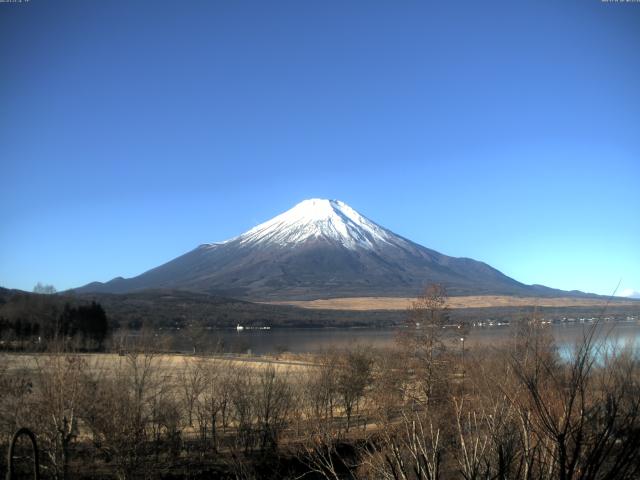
0 352 315 376
266 295 638 311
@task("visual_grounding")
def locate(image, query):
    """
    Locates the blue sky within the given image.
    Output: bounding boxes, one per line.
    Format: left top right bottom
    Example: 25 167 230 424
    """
1 0 639 296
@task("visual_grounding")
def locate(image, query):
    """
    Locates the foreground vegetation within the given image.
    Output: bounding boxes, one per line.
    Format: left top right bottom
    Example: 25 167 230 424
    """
1 287 639 479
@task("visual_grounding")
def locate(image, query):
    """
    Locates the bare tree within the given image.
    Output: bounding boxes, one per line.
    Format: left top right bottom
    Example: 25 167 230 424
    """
229 365 256 455
32 353 86 480
398 284 450 406
370 349 409 423
361 408 443 480
297 426 357 480
508 320 640 480
336 347 372 432
305 350 339 423
33 283 57 294
182 320 209 355
453 397 490 480
81 349 166 480
0 360 34 474
253 365 292 452
178 357 205 427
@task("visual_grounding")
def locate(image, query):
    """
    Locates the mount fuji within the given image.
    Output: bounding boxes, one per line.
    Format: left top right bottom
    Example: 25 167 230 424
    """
77 199 573 300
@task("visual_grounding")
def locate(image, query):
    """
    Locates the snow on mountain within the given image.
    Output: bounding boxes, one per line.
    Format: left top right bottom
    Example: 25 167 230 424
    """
76 198 584 300
212 199 406 250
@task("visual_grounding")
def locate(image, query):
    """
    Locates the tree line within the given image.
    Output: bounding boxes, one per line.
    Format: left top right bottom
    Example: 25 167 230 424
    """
0 291 111 350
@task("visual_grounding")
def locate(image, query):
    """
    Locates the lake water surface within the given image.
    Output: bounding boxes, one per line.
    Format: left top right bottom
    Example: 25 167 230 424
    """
171 322 640 356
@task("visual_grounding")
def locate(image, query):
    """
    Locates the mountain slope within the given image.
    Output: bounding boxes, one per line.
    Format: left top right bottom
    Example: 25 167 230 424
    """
77 199 581 300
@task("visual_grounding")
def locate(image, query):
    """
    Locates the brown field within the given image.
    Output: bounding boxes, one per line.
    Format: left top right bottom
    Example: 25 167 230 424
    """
266 295 638 311
0 352 315 376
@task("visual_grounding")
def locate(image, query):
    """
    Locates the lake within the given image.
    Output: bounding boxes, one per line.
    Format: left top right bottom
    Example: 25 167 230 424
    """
169 321 640 356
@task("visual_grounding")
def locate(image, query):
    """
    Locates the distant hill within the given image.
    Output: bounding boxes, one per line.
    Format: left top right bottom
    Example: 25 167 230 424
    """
73 289 398 329
2 287 636 332
74 288 640 328
0 287 398 329
76 199 599 300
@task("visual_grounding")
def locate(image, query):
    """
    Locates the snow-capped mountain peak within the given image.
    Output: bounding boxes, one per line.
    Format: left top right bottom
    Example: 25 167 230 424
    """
77 198 563 300
234 198 400 250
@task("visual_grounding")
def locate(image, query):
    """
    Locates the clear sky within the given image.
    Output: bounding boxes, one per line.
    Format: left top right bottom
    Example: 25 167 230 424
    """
1 0 638 296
